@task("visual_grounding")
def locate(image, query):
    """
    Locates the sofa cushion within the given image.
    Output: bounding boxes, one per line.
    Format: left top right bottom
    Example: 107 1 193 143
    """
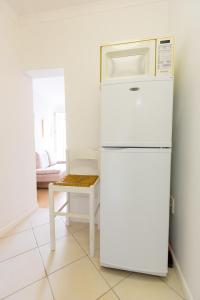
36 169 60 175
39 151 50 169
47 151 57 166
36 162 66 183
37 172 64 182
35 152 41 169
47 163 66 173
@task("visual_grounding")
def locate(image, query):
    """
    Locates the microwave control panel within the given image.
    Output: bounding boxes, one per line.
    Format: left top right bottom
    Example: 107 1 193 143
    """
156 38 174 76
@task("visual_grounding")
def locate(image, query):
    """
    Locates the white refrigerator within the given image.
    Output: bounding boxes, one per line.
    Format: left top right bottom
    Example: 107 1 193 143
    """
100 77 173 276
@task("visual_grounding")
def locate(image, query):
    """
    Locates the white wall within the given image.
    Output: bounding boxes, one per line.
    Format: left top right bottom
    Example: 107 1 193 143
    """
169 1 200 299
0 0 37 234
33 76 65 154
1 0 199 295
18 0 169 215
19 0 169 151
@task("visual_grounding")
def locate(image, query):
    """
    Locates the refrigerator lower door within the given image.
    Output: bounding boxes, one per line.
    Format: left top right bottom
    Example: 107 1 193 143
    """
100 148 171 276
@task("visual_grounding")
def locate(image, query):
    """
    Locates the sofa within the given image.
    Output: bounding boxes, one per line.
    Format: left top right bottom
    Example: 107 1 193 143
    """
36 151 66 188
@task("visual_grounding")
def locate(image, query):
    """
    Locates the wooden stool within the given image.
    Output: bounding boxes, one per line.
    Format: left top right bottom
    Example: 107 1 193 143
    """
49 174 100 257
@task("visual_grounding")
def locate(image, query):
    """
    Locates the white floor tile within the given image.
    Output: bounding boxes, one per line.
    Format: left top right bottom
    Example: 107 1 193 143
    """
49 257 109 300
113 273 184 300
0 248 45 299
30 209 50 228
98 290 119 300
0 230 36 262
33 219 70 247
68 222 89 234
37 189 65 210
100 267 129 288
39 235 86 274
90 249 129 287
54 193 67 211
4 218 32 237
0 209 185 300
73 227 100 254
162 268 185 298
4 278 54 300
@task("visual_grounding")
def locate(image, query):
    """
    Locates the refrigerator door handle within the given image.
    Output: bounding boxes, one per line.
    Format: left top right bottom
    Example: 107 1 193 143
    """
129 87 140 91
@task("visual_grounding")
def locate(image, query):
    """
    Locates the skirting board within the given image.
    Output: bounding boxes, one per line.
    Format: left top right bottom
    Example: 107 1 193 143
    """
0 204 38 238
169 246 194 300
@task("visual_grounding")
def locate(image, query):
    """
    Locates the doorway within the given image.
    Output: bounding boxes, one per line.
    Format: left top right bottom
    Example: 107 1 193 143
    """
28 69 67 208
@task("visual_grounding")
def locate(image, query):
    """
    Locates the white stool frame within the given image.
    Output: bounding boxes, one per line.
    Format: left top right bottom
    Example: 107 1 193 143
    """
49 177 100 257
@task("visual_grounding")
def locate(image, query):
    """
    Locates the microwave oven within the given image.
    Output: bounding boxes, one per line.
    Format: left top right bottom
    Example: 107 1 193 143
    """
100 37 174 81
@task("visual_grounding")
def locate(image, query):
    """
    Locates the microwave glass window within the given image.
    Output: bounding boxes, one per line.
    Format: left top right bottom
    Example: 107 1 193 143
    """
101 40 156 81
106 47 149 78
108 54 146 77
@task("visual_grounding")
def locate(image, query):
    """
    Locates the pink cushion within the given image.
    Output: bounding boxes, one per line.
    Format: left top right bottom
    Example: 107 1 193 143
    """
36 169 60 175
47 151 57 166
36 163 66 183
39 151 50 169
37 173 63 182
47 164 66 173
35 152 41 169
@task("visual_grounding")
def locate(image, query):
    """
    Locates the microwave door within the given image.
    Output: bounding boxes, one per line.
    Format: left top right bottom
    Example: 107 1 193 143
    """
101 39 156 81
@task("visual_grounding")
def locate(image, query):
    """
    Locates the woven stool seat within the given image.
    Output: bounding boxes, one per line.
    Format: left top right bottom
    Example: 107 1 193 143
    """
55 174 99 187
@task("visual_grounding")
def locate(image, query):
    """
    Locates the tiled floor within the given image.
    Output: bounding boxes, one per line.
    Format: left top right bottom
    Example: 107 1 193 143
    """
37 189 64 209
0 193 186 300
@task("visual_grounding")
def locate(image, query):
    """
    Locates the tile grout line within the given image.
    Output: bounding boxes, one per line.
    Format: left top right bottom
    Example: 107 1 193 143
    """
0 226 32 240
95 289 113 300
0 209 41 240
63 219 89 235
69 229 89 255
110 271 132 290
32 226 72 248
111 288 121 299
32 217 88 278
0 213 47 299
0 211 87 299
47 255 87 277
69 227 115 297
0 218 65 265
65 220 186 300
31 213 64 230
70 226 125 299
85 248 126 299
0 215 61 264
0 229 47 300
0 244 38 265
68 224 132 297
1 214 184 300
159 277 186 300
109 272 132 300
0 218 39 263
31 225 56 300
2 220 87 277
0 277 47 300
31 221 49 230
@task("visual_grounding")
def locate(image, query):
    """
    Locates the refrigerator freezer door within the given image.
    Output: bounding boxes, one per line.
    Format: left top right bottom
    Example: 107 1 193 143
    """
101 78 173 147
100 148 171 275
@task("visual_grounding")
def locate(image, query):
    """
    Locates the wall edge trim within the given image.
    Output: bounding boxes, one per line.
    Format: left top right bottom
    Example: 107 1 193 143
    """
0 204 38 238
169 245 194 300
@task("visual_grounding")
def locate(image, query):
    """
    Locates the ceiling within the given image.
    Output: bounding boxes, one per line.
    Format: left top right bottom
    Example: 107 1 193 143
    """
7 0 103 15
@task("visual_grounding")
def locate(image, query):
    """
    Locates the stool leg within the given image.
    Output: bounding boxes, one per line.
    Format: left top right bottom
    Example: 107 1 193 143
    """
89 188 95 257
66 192 71 226
49 183 56 251
97 182 100 231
